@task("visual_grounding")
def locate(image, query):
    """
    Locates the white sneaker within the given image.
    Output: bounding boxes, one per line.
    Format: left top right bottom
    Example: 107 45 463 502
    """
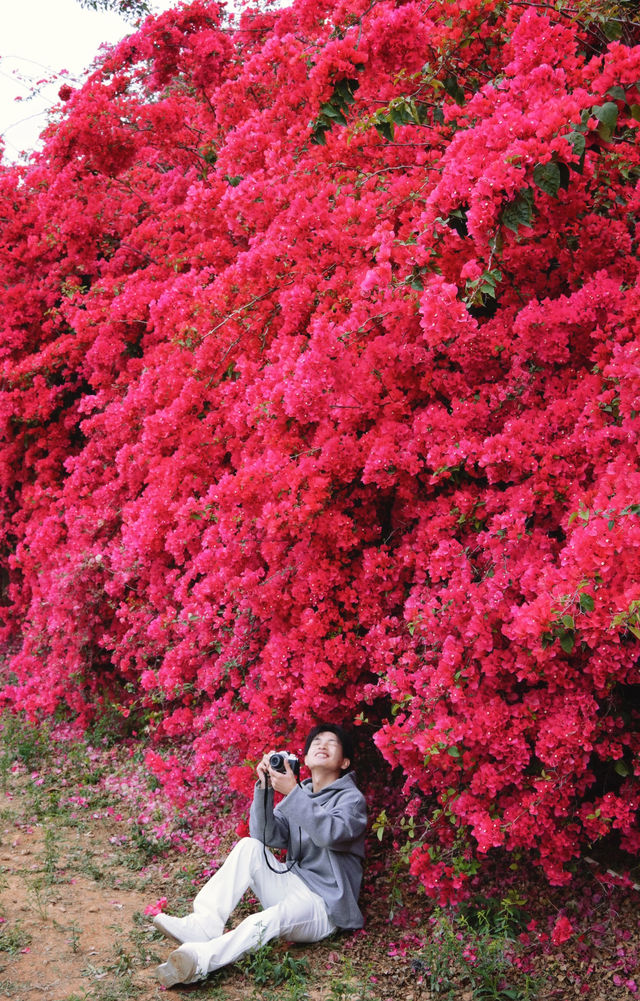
156 944 201 986
152 911 212 943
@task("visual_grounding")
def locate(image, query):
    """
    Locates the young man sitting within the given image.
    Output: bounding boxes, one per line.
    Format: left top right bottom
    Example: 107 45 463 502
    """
153 723 367 987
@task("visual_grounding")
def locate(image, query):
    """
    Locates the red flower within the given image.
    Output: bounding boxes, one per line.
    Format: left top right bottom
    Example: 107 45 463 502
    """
551 915 574 946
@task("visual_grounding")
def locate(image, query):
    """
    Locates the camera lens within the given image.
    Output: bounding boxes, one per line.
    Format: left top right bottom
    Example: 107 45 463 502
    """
269 753 285 772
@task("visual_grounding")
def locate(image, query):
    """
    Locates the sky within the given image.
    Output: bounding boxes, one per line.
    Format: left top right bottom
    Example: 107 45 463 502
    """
0 0 178 162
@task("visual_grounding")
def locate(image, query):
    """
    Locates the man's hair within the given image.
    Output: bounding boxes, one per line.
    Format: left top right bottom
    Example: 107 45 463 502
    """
304 723 354 772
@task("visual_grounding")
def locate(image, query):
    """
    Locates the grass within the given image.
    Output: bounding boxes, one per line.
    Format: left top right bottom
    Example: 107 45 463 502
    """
0 920 33 955
1 709 640 1001
238 939 311 997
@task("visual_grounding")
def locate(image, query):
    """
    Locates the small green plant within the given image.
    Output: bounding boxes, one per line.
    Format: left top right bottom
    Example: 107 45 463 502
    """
123 821 173 869
459 890 530 938
42 827 60 884
412 900 540 1001
81 959 141 1001
110 935 136 975
86 973 140 1001
0 981 21 998
326 958 371 1001
239 937 310 990
328 976 368 1001
27 875 52 920
0 919 33 955
130 910 164 966
69 920 82 954
0 713 50 786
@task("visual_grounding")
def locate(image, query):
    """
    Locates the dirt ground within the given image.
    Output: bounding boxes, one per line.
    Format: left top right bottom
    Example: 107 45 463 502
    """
0 762 415 1001
2 730 640 1001
1 792 208 1001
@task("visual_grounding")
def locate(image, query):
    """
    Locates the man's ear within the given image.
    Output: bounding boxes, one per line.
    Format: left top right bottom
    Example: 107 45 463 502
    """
341 758 350 772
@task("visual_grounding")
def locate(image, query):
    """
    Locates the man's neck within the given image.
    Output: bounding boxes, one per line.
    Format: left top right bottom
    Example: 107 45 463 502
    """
310 767 342 792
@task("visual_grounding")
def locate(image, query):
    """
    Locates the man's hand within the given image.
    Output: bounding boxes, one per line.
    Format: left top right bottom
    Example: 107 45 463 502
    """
268 757 298 796
256 752 298 795
256 751 275 789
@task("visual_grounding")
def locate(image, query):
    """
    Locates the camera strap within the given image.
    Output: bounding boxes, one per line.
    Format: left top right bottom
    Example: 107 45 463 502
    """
262 779 302 875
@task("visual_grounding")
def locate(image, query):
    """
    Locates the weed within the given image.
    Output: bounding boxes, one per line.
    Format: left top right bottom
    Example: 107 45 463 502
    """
67 845 105 882
326 961 371 1001
109 936 136 976
69 920 82 954
130 910 163 965
327 976 358 1001
0 714 50 781
239 938 310 991
0 980 22 998
42 826 61 884
459 890 530 938
0 920 33 954
86 972 141 1000
122 822 173 870
27 875 52 920
411 901 540 1001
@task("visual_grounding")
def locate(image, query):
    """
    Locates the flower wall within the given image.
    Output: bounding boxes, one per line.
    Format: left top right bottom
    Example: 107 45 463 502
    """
0 0 639 898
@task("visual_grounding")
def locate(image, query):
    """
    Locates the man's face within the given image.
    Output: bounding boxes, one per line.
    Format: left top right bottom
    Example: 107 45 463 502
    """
304 731 349 773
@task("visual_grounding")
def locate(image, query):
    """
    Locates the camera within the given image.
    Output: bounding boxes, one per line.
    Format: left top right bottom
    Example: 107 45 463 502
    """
269 751 300 777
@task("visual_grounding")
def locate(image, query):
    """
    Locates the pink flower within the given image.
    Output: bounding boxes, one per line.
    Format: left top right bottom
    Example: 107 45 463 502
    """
551 915 574 946
144 896 168 917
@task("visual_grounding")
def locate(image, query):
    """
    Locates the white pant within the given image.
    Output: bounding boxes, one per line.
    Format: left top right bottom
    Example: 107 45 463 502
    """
189 838 336 974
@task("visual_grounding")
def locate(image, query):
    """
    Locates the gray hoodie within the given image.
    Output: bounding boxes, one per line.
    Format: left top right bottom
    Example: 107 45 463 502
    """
249 772 367 929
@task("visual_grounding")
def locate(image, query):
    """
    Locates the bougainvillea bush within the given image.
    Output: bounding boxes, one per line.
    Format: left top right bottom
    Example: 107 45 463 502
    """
0 0 639 900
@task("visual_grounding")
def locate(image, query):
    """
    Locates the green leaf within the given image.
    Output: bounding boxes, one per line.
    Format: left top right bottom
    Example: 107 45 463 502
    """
533 161 562 198
566 131 586 173
375 119 395 142
606 85 627 101
561 614 574 629
390 101 417 126
630 104 640 122
310 76 360 143
224 175 243 187
602 19 623 41
615 760 631 777
320 103 346 122
557 160 571 190
501 188 534 233
447 746 461 758
593 101 619 141
334 78 358 105
559 631 575 654
443 74 465 106
579 593 595 612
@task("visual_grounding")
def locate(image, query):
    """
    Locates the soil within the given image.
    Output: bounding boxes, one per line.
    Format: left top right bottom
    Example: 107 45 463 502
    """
0 762 412 1001
2 739 640 1001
